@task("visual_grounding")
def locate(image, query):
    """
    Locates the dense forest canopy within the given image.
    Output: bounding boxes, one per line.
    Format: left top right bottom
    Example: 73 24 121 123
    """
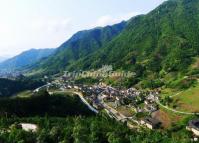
0 115 193 143
0 78 45 97
0 91 94 117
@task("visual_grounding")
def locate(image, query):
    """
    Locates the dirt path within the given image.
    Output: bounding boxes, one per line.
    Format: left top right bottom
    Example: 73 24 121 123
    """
156 100 199 115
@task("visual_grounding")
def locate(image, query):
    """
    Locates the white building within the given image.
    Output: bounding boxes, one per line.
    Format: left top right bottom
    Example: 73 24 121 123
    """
20 123 38 132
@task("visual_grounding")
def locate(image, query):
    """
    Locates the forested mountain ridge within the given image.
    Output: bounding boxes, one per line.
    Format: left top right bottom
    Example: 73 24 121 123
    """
69 0 199 73
33 21 127 74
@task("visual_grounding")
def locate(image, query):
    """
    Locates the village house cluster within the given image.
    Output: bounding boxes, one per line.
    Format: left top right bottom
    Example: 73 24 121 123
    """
56 77 162 130
35 74 199 139
43 73 163 130
37 73 165 130
37 75 199 135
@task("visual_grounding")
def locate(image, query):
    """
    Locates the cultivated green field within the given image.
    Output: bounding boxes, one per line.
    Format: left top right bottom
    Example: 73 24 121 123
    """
173 83 199 112
15 90 33 98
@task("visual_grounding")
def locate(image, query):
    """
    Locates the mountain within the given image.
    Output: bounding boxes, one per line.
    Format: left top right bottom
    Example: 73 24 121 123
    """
70 0 199 71
0 57 8 63
0 48 55 72
31 0 199 89
32 21 127 74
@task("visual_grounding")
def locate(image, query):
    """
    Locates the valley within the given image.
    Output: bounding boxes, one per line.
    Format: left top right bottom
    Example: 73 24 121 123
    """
32 71 199 134
0 74 196 142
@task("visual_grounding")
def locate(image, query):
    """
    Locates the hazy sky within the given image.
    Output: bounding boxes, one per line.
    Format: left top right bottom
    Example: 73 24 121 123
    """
0 0 166 57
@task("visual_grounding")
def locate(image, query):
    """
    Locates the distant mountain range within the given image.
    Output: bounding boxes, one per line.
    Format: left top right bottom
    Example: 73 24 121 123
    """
0 57 9 63
0 48 55 72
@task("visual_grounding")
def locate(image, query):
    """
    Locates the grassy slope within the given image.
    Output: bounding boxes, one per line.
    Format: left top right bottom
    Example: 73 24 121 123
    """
173 82 199 112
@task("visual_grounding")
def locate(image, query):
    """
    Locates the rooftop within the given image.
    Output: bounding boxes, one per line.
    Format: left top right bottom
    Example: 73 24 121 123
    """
188 119 199 130
143 117 160 126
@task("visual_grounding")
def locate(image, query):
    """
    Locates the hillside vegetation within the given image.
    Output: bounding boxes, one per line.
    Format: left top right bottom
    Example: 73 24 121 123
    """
73 0 199 70
67 0 199 89
0 115 193 143
0 78 44 97
0 90 94 117
33 22 126 74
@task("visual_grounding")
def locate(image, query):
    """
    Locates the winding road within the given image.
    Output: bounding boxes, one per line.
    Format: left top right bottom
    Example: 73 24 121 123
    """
73 92 99 114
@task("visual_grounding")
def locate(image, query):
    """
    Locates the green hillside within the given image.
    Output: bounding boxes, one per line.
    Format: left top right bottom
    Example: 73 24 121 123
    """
74 0 198 69
66 0 199 88
33 21 126 74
